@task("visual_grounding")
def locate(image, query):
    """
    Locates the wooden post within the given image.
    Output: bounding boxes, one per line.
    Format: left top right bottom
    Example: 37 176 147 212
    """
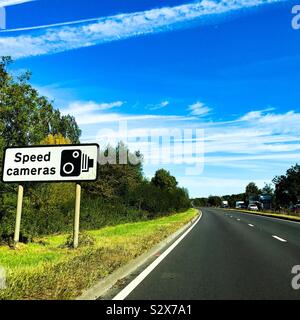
14 184 24 244
73 183 81 249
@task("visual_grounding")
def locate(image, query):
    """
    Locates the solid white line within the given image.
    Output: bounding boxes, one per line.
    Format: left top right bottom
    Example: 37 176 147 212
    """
248 224 254 227
272 235 287 242
112 214 202 300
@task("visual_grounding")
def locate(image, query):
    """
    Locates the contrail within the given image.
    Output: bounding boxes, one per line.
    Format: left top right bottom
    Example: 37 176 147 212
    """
0 0 287 59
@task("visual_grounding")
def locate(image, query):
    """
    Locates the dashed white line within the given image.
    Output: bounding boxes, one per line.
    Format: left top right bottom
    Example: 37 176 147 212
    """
248 224 254 227
237 219 241 221
272 235 287 242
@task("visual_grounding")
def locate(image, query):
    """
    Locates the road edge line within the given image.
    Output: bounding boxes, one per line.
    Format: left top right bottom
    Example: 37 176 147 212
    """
112 211 202 300
77 210 202 300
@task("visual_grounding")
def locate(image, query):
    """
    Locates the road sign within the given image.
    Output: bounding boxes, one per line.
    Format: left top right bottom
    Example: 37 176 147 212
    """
2 144 99 183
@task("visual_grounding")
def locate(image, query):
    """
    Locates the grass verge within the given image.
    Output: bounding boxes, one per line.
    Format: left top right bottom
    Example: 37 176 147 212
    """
227 208 300 222
0 208 198 300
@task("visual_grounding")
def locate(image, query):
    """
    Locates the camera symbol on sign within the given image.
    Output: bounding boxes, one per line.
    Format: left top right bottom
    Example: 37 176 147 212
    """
60 150 94 177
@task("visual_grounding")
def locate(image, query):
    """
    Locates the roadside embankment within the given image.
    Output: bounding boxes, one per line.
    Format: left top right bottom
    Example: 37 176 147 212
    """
0 208 198 300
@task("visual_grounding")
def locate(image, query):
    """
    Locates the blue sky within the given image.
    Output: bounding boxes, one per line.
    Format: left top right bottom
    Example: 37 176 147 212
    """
0 0 300 197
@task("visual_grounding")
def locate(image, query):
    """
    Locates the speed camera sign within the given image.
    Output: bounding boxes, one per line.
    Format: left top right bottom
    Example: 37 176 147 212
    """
2 144 99 183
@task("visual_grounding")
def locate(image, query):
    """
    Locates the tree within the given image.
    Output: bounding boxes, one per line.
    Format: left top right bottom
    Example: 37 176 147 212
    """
261 183 274 195
40 134 72 145
0 57 82 240
193 198 208 207
273 164 300 208
207 196 222 207
0 56 81 148
151 169 178 191
83 142 144 201
245 182 260 201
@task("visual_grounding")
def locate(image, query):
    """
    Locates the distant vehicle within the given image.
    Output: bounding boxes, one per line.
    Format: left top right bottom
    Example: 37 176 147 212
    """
222 201 229 208
248 204 259 211
236 201 245 209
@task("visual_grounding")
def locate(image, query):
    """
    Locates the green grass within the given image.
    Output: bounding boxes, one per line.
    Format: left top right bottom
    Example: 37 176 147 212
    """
0 208 198 300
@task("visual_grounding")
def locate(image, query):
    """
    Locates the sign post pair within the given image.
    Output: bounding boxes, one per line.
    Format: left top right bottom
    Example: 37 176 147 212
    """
2 144 99 249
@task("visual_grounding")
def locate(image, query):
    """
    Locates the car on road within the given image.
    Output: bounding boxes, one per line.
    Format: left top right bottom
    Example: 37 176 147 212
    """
248 204 259 211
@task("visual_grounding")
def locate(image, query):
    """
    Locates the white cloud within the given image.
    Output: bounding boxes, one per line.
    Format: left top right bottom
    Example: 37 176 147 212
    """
240 110 264 121
202 109 300 156
61 99 194 125
149 100 170 110
188 101 211 116
67 100 300 197
0 0 285 58
76 103 300 162
77 113 192 125
0 0 33 7
62 100 124 117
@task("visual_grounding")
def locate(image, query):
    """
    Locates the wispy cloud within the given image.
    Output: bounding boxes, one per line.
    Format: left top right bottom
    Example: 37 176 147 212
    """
0 0 33 7
188 101 211 116
73 98 300 165
149 100 170 111
62 100 124 117
61 100 192 125
0 0 285 58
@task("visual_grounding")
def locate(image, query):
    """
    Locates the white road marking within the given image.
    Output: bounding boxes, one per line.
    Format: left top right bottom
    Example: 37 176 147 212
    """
112 213 202 300
237 219 241 221
272 235 287 242
248 224 254 227
230 209 300 225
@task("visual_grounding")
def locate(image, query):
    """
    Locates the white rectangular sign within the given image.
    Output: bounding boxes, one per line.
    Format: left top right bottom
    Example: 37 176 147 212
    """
2 144 99 183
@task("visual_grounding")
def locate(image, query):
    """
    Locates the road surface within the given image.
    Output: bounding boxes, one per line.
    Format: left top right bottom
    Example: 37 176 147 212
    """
123 208 300 300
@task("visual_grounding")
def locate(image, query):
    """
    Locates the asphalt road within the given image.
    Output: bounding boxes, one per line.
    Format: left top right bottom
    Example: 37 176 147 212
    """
125 208 300 300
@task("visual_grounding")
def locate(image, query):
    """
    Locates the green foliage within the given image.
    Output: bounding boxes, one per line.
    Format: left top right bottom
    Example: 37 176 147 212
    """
273 164 300 208
83 143 144 201
151 169 178 191
245 182 260 201
261 183 274 195
222 193 246 208
0 57 81 147
207 196 222 207
0 58 191 242
193 197 209 207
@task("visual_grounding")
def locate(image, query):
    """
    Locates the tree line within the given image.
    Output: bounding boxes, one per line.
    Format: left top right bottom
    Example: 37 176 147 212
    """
0 57 190 243
193 165 300 212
